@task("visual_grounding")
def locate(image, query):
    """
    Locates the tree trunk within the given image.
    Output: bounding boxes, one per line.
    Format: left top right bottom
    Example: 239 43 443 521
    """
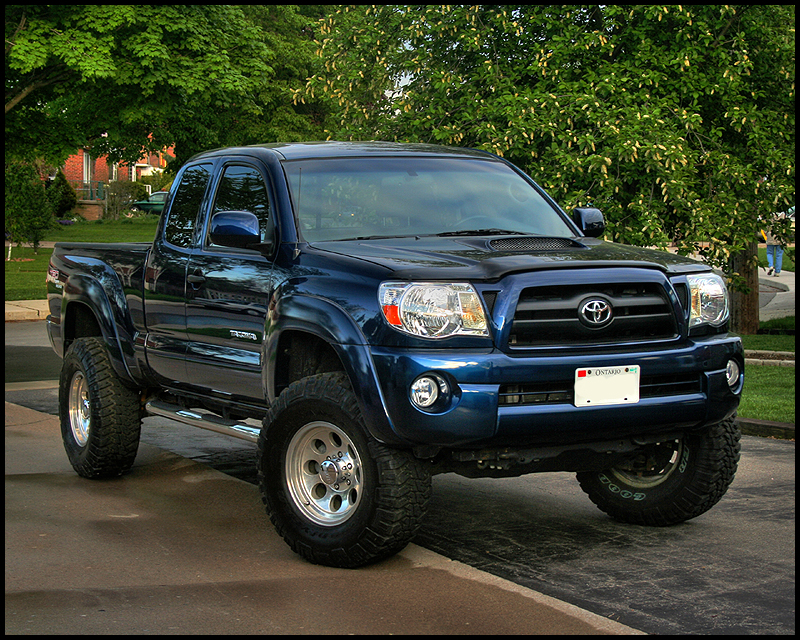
729 240 760 335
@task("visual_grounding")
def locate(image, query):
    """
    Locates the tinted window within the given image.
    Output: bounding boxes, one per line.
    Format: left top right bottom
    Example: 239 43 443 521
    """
165 164 212 247
210 164 271 244
283 157 572 242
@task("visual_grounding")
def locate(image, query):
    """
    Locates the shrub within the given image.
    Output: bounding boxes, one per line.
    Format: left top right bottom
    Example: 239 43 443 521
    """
105 181 149 220
46 169 78 218
5 161 54 254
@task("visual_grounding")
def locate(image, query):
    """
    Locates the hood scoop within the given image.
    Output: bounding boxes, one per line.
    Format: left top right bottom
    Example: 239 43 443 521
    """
488 237 586 252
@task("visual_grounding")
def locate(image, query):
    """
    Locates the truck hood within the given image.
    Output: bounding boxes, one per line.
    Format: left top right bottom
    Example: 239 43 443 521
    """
312 235 710 281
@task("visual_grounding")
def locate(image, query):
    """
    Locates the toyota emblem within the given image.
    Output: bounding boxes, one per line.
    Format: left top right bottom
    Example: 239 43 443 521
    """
579 298 613 328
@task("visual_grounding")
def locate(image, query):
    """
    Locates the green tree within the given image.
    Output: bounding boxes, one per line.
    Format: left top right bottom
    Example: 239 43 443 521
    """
5 5 329 167
226 6 333 144
305 6 795 287
46 169 78 218
5 161 53 255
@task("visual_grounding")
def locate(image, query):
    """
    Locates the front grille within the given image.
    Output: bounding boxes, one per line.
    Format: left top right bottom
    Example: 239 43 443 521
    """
508 282 678 348
498 372 702 406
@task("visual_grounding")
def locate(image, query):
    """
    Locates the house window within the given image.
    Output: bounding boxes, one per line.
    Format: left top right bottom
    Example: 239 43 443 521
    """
82 151 94 183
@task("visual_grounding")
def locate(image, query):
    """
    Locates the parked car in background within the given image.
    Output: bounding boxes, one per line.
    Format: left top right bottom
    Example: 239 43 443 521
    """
129 190 169 214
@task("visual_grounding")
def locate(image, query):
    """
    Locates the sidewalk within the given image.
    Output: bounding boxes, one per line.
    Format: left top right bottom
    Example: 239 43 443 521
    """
4 299 51 322
757 264 795 321
5 402 641 635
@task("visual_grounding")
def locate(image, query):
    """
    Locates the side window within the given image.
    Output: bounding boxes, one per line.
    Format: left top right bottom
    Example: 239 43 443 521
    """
210 164 272 245
165 163 212 247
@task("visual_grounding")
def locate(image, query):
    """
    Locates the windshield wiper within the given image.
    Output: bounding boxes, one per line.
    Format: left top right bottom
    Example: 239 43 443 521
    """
435 228 528 237
349 234 405 241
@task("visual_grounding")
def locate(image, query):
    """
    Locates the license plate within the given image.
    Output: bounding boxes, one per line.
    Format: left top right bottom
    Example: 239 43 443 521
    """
574 365 640 407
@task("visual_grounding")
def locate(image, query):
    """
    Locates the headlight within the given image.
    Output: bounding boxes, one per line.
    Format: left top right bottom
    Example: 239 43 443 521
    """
379 282 489 338
687 273 729 328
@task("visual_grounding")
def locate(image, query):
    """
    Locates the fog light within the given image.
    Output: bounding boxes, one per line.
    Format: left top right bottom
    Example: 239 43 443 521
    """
410 374 449 410
726 359 741 389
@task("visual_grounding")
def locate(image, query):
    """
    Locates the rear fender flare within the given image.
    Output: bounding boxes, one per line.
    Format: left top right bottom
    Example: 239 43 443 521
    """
61 273 139 385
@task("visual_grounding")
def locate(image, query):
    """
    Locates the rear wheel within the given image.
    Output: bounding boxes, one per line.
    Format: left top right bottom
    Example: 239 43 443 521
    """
258 373 431 567
576 417 740 526
59 337 142 478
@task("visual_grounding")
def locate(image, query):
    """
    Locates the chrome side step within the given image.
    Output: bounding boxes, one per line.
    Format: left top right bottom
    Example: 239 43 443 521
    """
145 399 261 443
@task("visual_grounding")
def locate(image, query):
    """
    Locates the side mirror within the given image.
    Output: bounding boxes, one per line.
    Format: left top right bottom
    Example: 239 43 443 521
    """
572 207 606 238
210 210 270 251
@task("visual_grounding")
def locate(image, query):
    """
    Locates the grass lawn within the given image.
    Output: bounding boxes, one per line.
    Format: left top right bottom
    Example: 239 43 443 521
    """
5 218 159 300
43 215 159 243
738 364 795 424
5 246 54 301
740 333 795 352
739 328 795 424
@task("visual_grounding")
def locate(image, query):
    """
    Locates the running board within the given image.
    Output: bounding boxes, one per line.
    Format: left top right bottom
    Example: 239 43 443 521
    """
145 399 261 443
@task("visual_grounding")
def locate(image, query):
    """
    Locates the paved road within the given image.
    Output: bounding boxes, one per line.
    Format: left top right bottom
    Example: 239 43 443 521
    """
8 403 635 636
6 321 795 635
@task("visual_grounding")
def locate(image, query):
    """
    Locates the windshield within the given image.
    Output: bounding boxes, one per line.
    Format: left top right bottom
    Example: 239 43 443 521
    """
283 156 574 242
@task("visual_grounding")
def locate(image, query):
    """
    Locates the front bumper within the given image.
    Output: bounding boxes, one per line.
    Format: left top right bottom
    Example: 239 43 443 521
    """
370 335 743 448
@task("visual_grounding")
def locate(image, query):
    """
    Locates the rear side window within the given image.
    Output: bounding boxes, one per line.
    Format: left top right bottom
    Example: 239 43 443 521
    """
165 164 212 247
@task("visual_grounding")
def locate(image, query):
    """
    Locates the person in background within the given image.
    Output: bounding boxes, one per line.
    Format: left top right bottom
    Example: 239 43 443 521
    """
765 226 783 277
764 206 793 277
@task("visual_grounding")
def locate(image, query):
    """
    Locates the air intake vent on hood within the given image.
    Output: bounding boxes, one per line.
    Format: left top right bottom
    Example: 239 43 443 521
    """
489 237 584 252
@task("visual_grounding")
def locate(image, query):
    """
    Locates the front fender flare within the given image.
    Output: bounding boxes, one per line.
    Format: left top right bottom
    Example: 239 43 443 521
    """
263 294 404 446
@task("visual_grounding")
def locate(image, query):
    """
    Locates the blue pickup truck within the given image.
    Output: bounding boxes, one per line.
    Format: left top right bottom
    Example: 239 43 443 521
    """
47 142 743 567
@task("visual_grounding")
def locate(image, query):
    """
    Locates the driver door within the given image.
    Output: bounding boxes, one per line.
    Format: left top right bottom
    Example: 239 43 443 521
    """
184 161 278 403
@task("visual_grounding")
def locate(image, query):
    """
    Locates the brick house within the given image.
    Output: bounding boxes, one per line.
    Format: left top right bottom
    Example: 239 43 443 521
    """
62 147 174 219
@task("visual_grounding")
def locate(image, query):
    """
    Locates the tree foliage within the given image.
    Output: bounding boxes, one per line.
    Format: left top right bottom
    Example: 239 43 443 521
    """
5 162 53 253
5 5 330 167
305 5 795 276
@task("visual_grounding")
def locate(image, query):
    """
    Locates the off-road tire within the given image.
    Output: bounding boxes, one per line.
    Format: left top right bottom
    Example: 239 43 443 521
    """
59 337 141 478
576 416 741 526
258 372 431 568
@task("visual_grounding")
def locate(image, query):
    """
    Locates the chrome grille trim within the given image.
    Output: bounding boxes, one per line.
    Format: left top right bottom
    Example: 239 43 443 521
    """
508 282 678 348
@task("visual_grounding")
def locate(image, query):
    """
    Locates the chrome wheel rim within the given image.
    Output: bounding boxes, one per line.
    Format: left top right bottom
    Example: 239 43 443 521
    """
285 421 363 526
610 439 684 489
68 371 91 447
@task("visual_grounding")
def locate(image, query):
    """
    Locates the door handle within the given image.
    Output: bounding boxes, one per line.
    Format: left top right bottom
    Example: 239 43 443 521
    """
187 272 205 285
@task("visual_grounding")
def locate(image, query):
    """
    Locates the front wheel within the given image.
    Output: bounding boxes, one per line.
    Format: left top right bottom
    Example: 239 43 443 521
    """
258 373 431 568
576 417 741 526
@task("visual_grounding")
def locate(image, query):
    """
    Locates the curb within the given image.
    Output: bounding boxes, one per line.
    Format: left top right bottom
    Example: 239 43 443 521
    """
736 417 795 441
5 301 50 322
744 350 795 368
759 276 790 292
744 358 795 367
